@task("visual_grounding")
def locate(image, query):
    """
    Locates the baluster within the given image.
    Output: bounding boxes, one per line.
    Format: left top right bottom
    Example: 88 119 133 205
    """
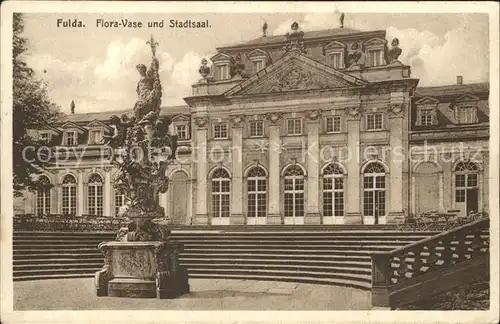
469 231 484 255
425 244 439 270
412 249 423 276
396 252 409 281
441 237 453 266
455 231 467 262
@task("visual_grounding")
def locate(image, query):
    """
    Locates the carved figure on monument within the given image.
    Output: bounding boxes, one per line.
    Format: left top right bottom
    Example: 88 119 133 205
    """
133 36 162 123
386 38 402 63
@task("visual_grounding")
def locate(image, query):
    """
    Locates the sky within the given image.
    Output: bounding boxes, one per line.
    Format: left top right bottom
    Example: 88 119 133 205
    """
20 12 490 114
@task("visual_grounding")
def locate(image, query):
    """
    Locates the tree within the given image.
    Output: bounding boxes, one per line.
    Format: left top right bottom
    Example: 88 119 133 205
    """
13 13 61 196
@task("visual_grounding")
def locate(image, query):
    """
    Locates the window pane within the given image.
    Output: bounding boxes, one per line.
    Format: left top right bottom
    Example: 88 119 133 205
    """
323 192 333 216
323 178 333 190
334 177 344 190
455 174 466 187
364 191 374 216
467 174 478 187
455 189 466 202
364 176 373 189
334 192 344 216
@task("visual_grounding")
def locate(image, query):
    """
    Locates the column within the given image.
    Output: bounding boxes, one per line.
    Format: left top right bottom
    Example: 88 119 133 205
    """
230 116 244 224
77 170 84 216
345 106 362 224
387 101 406 224
193 117 209 224
267 114 282 224
305 111 320 224
438 172 445 212
103 168 111 217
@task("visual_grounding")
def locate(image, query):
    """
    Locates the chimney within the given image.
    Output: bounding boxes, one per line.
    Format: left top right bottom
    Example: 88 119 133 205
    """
457 75 463 85
70 100 75 114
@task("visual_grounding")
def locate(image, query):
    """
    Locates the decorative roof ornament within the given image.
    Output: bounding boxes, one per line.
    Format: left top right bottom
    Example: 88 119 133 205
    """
70 100 75 114
198 58 210 79
340 13 345 28
386 38 402 64
233 53 246 78
347 43 362 69
283 21 306 54
262 19 268 37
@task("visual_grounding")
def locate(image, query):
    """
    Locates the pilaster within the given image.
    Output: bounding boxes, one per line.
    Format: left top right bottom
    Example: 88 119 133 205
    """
103 167 111 217
305 110 321 224
344 105 362 224
193 117 209 225
77 170 84 216
267 113 282 224
387 101 405 224
230 115 245 224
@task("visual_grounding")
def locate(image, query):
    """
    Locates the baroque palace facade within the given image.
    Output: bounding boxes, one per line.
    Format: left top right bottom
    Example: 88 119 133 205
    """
16 23 490 226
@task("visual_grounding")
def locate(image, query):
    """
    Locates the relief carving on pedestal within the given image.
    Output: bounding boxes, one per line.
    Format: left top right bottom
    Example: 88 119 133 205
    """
117 249 152 276
306 110 322 120
231 115 245 127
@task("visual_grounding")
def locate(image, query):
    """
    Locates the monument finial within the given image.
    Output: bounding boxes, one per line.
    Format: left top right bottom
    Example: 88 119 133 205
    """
262 19 268 37
340 13 345 28
146 34 159 56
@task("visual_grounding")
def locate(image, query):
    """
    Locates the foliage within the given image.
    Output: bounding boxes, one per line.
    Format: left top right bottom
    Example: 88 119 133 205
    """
12 13 61 196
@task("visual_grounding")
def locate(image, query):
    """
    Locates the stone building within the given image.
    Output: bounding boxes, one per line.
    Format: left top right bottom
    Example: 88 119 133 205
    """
16 23 490 225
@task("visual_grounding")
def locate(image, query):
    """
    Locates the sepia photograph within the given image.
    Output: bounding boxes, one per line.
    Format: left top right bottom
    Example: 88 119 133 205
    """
1 1 499 323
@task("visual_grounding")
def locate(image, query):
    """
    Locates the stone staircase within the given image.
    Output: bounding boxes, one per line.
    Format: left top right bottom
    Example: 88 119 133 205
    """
13 226 436 289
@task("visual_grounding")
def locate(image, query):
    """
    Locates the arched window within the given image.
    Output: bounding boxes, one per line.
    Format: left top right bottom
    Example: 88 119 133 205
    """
115 189 126 217
62 174 77 215
284 165 305 218
88 173 103 216
247 167 267 218
36 176 51 216
363 162 386 223
455 161 479 214
322 164 344 217
211 168 230 219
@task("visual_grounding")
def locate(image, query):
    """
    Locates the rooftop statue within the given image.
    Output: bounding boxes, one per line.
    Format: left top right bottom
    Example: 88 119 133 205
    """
386 37 402 63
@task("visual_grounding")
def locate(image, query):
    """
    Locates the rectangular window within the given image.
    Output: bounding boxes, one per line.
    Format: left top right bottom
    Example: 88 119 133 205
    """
90 130 102 144
39 133 51 144
249 120 264 137
252 60 265 73
328 53 342 69
176 124 189 140
366 113 383 130
217 64 230 80
367 49 383 67
420 109 434 126
65 132 77 146
213 123 228 139
287 118 302 135
326 116 341 133
115 190 125 216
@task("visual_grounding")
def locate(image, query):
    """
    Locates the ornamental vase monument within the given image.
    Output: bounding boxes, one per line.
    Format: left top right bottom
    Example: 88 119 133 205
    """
95 35 189 299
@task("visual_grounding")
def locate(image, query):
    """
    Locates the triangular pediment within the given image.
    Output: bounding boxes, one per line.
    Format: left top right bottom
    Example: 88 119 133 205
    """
211 52 233 63
456 93 479 102
86 119 111 130
224 52 368 96
415 96 440 105
363 37 387 46
324 41 346 50
172 114 191 122
60 121 86 133
248 49 270 59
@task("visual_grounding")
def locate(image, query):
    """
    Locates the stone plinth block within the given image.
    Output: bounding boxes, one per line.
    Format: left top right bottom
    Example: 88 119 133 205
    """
305 213 321 224
95 241 189 299
387 211 405 224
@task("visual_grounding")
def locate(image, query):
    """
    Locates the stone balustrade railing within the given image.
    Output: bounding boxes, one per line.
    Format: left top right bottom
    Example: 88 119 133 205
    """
371 216 490 308
13 214 130 232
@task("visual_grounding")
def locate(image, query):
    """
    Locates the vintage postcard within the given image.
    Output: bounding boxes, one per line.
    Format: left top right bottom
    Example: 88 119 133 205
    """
1 1 499 323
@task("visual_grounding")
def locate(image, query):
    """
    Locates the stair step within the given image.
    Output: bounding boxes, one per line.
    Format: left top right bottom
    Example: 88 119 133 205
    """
186 268 371 282
179 252 371 261
14 262 103 270
14 253 102 260
187 273 372 290
14 273 96 281
14 268 102 276
182 263 370 274
179 258 371 267
14 258 104 265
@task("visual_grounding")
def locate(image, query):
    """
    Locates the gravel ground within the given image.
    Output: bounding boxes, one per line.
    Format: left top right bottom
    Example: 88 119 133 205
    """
14 278 372 310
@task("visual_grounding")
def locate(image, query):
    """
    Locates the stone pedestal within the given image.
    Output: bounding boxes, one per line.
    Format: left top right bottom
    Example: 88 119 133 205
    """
387 211 405 224
230 214 245 225
267 214 282 225
305 213 321 224
95 241 189 299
